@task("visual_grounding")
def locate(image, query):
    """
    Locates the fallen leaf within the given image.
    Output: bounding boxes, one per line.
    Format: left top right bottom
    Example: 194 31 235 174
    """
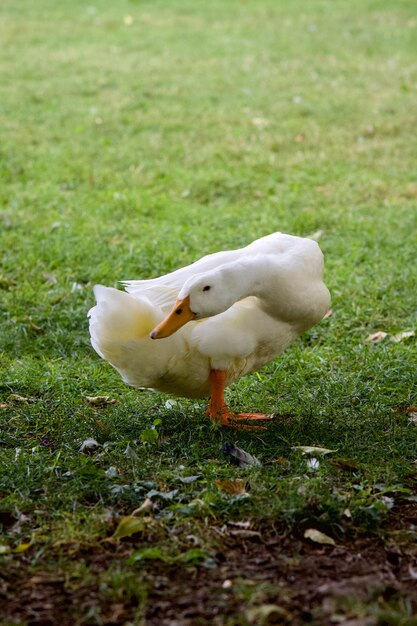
124 443 139 460
85 395 116 406
391 330 415 343
0 403 11 409
304 528 336 546
365 331 388 343
329 459 360 472
14 538 34 553
131 498 153 515
42 273 58 284
227 520 251 529
105 466 118 478
322 308 333 320
146 489 179 501
164 399 179 409
25 574 64 585
178 475 201 483
0 536 34 554
247 604 292 625
229 529 261 539
221 443 261 467
215 479 247 495
408 411 417 425
8 394 36 403
79 438 99 451
113 516 145 539
140 427 159 444
343 508 352 519
292 445 336 456
397 406 417 425
130 546 169 563
27 320 44 333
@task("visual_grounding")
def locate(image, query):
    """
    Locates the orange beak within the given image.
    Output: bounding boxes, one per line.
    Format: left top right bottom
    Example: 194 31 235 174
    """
150 296 196 339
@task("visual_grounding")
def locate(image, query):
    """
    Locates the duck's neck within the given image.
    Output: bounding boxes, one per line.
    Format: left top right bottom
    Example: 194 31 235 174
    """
215 256 272 308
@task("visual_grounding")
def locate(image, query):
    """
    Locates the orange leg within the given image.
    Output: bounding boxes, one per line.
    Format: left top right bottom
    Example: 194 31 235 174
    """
207 370 273 428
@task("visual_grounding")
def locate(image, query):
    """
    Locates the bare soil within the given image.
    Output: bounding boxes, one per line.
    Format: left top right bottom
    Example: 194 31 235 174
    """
1 502 416 626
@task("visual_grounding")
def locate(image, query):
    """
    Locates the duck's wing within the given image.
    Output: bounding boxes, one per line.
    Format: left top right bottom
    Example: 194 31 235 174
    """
123 248 241 311
123 283 179 312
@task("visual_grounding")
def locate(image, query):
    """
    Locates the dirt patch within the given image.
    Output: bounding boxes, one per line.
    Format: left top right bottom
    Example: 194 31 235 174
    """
1 502 416 626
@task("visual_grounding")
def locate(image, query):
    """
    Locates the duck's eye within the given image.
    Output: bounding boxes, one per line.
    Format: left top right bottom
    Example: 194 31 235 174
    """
175 308 183 315
203 285 211 292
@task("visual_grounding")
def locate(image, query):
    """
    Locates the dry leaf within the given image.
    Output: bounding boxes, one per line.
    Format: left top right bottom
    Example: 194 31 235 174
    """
322 308 333 319
25 574 64 586
85 395 116 406
407 406 417 425
42 273 58 284
365 331 388 343
8 394 36 403
391 330 415 343
221 443 261 467
79 438 99 451
27 320 44 333
247 604 292 625
0 403 11 409
329 459 360 472
229 529 262 539
215 479 247 495
270 456 288 466
292 445 336 456
304 528 336 546
227 520 251 529
131 498 153 515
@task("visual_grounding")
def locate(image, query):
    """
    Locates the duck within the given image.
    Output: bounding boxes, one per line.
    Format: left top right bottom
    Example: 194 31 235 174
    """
88 232 330 427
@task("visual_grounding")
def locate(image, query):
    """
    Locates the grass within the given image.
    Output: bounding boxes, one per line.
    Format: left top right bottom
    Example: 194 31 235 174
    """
1 0 416 624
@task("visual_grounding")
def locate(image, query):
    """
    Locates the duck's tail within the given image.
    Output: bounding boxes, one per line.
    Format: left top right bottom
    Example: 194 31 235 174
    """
88 285 159 362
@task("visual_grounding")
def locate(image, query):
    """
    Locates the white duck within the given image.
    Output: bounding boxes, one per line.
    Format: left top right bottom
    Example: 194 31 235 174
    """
88 233 330 427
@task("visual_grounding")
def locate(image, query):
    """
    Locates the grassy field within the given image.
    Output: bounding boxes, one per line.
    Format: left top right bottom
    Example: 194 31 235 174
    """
1 0 417 624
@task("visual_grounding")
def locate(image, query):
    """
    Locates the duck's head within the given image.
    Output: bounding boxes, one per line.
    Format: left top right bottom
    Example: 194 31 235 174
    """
150 269 235 339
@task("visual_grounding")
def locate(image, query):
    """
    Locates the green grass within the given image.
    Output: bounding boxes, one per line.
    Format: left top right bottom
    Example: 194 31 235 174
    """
1 0 416 624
